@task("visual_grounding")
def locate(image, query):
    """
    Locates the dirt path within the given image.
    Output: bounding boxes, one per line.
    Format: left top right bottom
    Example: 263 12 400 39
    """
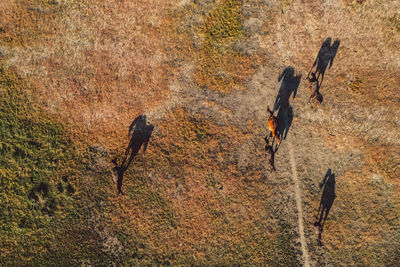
288 141 311 267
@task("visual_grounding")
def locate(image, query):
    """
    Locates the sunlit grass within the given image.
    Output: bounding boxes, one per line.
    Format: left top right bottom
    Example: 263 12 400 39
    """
195 0 257 93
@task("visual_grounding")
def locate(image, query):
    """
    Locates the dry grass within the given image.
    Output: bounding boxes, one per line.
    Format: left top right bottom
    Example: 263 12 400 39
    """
1 0 182 148
310 169 400 266
300 127 400 266
2 0 400 265
348 77 363 94
192 0 261 93
103 107 300 264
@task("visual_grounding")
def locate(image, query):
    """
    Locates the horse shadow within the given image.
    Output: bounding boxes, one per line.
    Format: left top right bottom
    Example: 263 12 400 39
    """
307 37 340 88
112 115 154 195
272 66 301 151
314 169 336 246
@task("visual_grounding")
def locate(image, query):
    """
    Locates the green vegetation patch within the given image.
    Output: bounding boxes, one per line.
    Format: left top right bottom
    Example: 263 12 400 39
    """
0 67 112 265
266 222 302 266
205 0 243 42
195 0 257 93
112 171 179 265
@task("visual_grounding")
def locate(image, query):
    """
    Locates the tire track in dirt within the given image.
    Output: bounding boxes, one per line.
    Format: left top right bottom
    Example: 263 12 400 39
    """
288 141 311 267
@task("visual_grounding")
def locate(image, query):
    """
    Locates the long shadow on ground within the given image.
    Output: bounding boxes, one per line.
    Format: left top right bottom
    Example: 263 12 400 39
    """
112 115 154 195
306 37 340 89
273 66 301 151
314 168 336 246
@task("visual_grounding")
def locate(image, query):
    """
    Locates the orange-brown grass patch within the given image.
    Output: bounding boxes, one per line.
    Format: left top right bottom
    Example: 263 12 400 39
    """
318 125 399 186
364 144 400 185
317 127 364 152
357 70 400 104
105 107 281 264
342 69 400 105
1 0 182 148
304 123 400 264
314 170 400 265
0 0 60 47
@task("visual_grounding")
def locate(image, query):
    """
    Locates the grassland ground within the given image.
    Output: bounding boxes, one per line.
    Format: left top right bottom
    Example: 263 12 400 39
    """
1 0 400 265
